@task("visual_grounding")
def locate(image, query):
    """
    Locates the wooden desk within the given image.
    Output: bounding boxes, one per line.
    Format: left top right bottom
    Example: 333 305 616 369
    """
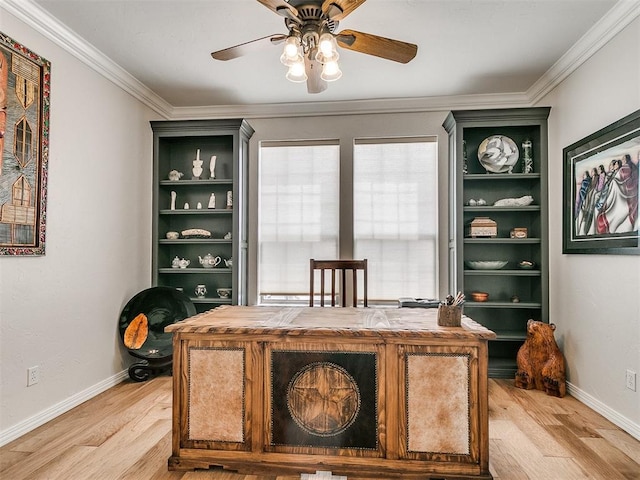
166 306 496 479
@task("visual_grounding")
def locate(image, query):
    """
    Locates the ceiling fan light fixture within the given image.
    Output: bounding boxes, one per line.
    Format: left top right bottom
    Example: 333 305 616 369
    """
286 60 308 83
210 1 418 94
318 32 337 56
321 60 342 82
280 36 302 66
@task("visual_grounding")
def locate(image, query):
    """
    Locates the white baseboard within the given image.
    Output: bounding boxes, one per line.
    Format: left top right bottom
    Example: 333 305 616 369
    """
567 381 640 441
0 370 128 447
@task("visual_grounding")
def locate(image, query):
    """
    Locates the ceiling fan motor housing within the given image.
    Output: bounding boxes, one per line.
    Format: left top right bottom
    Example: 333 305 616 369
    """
285 3 339 56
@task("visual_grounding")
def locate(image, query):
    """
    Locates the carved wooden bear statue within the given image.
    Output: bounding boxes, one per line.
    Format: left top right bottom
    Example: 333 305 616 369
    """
515 320 566 397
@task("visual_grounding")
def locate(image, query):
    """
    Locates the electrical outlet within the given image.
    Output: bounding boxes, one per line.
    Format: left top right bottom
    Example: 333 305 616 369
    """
626 370 636 392
27 366 40 386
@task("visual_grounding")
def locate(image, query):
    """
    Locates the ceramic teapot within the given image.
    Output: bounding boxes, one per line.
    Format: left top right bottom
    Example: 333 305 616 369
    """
198 253 221 268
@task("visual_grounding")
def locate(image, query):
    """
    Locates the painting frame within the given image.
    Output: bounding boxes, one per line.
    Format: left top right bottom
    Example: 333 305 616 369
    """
0 33 51 256
562 109 640 255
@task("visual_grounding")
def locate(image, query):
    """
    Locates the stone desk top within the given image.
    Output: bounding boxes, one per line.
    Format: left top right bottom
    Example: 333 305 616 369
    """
165 305 496 341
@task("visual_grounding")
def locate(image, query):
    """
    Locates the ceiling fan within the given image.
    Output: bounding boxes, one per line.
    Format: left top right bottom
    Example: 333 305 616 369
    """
211 0 418 94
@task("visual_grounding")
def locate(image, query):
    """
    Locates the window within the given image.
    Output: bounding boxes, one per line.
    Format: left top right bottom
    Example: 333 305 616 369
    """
259 141 339 304
258 137 437 305
354 138 438 302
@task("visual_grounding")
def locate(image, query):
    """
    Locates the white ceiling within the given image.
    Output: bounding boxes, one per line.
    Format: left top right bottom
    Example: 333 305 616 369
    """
10 0 635 112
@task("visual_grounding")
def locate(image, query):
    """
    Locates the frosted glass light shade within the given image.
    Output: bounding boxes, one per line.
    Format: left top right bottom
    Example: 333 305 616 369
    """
316 33 339 63
281 36 302 66
286 61 308 82
321 60 342 81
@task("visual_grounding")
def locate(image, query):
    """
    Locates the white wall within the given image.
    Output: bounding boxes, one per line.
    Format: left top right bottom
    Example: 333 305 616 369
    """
541 17 640 434
0 12 158 441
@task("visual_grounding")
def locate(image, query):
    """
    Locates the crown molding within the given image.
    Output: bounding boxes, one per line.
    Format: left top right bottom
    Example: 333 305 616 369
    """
171 92 531 120
2 0 173 118
527 0 640 105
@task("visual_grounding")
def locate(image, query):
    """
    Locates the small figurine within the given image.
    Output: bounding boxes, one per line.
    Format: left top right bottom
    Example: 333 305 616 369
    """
226 190 233 209
196 202 202 209
208 193 216 209
515 320 566 397
170 191 177 210
209 155 217 179
183 202 190 210
192 149 203 179
168 170 183 181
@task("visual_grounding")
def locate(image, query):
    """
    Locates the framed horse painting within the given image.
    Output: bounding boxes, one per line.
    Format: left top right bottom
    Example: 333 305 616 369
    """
563 109 639 255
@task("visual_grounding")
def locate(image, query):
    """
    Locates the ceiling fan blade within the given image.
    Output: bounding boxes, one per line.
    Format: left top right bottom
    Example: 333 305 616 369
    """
321 0 367 21
211 34 287 61
304 55 327 94
336 29 417 63
256 0 301 23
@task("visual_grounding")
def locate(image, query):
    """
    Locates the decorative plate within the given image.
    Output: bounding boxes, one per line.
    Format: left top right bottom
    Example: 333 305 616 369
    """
465 260 508 270
119 287 196 359
477 135 519 173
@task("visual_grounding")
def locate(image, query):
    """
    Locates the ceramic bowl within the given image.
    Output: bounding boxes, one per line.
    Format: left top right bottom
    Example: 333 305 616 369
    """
471 291 489 302
517 260 536 269
217 287 232 299
465 260 507 270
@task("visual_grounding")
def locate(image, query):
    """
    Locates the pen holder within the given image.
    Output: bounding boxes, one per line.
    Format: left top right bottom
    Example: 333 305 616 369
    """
437 304 462 327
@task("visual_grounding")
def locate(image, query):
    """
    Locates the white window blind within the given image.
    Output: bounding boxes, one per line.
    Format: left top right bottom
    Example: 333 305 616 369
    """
259 142 340 303
354 139 438 301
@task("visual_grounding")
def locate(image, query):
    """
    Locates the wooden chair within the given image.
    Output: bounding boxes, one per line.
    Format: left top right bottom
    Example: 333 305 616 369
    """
309 259 368 307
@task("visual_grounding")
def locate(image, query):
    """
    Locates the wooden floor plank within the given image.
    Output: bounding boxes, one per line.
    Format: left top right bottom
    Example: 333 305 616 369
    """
118 431 182 480
544 424 629 480
489 384 572 458
556 413 603 439
0 449 29 471
488 438 530 480
596 429 640 464
581 437 640 480
490 419 590 479
28 445 96 480
79 418 171 480
1 377 638 480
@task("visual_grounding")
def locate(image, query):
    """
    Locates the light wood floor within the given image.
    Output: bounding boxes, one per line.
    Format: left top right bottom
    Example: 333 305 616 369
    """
1 376 639 480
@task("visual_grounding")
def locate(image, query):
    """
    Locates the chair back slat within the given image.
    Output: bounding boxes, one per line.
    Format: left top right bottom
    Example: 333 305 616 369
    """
309 259 368 307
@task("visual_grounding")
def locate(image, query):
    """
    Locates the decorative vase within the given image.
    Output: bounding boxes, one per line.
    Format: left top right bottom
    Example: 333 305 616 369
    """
462 139 468 174
195 284 207 298
522 139 533 173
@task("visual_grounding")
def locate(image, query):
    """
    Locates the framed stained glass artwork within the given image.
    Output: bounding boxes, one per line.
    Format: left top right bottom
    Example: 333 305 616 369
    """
0 32 51 255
